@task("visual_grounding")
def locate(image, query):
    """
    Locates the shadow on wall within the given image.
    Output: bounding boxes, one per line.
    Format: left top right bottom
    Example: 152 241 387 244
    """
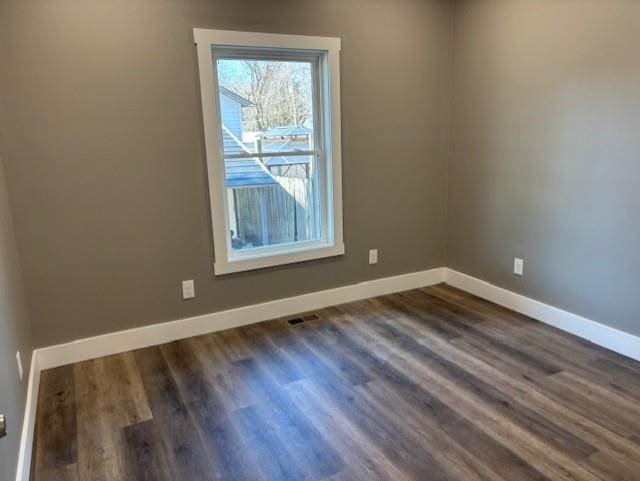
0 154 34 481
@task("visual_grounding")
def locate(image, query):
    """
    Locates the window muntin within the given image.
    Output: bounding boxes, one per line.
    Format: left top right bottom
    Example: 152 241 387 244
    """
194 30 343 275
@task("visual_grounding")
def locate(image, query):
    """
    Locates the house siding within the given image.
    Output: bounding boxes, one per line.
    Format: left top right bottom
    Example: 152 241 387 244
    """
220 93 244 139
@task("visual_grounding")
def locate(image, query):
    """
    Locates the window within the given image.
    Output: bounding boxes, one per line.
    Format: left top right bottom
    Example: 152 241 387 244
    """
194 29 344 275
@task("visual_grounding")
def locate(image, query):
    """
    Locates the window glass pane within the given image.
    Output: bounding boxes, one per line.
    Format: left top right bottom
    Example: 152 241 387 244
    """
216 58 316 156
226 155 322 251
215 57 322 252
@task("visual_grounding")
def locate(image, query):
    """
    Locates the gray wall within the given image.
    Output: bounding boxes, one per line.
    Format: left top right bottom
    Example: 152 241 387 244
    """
449 0 640 336
0 155 33 481
0 0 452 347
7 0 638 351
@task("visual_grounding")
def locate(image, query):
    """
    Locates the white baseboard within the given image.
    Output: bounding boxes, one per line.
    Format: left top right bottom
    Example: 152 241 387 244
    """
445 269 640 362
36 267 446 370
15 353 40 481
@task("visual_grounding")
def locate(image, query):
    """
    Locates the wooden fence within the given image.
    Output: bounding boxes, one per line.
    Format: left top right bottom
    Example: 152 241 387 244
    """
231 175 320 248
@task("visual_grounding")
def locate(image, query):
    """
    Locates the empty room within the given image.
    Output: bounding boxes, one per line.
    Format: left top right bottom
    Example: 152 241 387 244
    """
2 0 640 480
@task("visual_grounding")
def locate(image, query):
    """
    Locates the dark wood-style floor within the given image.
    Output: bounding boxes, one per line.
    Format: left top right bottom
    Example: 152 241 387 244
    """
32 284 640 481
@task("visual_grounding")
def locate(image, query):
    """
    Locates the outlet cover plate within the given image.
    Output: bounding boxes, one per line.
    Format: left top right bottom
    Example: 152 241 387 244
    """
514 258 524 276
182 279 195 300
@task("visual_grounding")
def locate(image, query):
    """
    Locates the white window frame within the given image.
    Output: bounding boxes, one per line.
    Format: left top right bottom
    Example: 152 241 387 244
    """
194 29 344 275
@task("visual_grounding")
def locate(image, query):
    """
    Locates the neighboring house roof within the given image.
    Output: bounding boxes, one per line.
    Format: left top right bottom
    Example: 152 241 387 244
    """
258 126 313 138
226 158 278 187
220 86 253 107
260 139 291 152
259 133 312 167
222 125 276 188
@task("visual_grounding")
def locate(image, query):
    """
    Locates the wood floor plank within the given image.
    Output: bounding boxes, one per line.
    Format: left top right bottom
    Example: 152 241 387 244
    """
472 319 640 403
285 379 414 481
232 403 309 481
357 298 533 399
123 420 174 481
355 380 507 481
185 335 253 412
32 463 79 481
233 357 344 481
428 285 632 375
307 318 459 427
133 346 217 481
74 359 127 481
587 357 640 401
441 418 552 481
399 290 564 375
532 371 640 437
356 316 596 460
292 321 374 387
580 449 640 481
32 285 640 481
99 352 152 428
303 371 454 481
374 293 468 340
337 308 597 462
339 314 604 481
236 323 306 385
160 339 268 481
515 388 640 467
32 365 77 480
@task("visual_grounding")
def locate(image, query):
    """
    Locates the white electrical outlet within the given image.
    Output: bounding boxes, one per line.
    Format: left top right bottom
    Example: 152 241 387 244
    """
16 351 23 381
369 249 378 265
514 257 524 276
182 279 195 300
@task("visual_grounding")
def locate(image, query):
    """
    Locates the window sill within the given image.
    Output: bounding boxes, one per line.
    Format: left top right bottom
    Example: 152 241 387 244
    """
214 243 345 275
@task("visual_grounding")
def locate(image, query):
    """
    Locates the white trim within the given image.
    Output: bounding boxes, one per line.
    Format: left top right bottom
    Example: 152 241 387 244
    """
194 29 344 276
15 353 40 481
217 243 345 275
37 268 445 370
194 29 341 53
445 269 640 362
